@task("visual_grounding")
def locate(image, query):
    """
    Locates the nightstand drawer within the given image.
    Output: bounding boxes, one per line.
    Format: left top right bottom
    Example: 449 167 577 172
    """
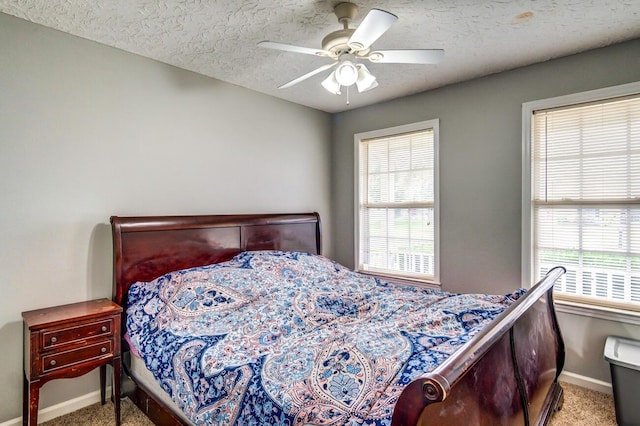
42 318 113 349
42 339 114 373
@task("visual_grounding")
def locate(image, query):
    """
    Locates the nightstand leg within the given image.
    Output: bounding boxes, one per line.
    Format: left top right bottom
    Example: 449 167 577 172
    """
100 364 106 405
23 377 39 426
22 374 27 426
113 356 121 426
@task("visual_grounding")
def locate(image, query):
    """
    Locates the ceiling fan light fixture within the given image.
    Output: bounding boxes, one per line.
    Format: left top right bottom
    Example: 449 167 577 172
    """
355 64 377 92
321 71 342 95
334 60 359 86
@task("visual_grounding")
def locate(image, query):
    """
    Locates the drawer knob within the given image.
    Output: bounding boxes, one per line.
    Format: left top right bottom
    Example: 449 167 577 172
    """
101 347 107 353
101 326 107 332
51 337 57 343
50 360 56 366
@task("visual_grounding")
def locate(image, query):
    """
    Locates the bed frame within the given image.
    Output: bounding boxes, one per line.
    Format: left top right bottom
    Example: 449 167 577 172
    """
111 212 566 426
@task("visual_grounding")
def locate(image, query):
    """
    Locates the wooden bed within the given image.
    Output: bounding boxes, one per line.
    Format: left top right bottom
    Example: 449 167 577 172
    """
111 212 566 426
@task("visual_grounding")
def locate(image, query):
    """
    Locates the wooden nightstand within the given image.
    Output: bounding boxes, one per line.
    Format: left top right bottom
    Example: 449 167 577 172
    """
22 299 122 426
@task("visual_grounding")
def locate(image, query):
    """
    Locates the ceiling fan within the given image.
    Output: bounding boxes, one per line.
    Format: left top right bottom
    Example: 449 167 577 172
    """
258 2 444 102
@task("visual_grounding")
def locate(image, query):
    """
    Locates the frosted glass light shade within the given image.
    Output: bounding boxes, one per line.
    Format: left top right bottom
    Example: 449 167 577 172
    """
321 72 341 94
322 61 378 95
356 64 378 92
335 60 358 86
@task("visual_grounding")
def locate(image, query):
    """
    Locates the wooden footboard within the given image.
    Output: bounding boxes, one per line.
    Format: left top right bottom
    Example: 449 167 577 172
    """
391 267 566 425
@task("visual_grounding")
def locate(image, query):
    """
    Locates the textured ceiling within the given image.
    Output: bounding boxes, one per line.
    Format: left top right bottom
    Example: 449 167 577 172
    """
1 1 639 113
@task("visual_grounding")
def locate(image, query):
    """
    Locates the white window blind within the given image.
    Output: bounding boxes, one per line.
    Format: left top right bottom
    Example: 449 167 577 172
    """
532 94 640 311
357 125 436 280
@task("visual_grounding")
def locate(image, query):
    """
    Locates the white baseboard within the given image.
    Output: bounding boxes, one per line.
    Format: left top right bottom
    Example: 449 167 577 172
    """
0 387 110 426
559 370 613 395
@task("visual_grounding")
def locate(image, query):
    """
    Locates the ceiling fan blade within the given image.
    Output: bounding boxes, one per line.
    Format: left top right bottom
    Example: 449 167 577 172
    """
279 62 337 89
348 9 397 51
368 49 444 64
258 41 331 57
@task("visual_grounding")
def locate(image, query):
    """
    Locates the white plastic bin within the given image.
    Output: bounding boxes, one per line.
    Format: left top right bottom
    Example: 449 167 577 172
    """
604 336 640 426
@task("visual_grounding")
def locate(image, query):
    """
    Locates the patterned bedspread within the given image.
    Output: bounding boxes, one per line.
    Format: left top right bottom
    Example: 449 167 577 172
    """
126 251 524 425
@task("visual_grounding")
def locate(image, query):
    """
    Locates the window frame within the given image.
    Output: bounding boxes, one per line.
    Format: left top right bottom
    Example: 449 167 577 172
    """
354 119 440 285
522 81 640 320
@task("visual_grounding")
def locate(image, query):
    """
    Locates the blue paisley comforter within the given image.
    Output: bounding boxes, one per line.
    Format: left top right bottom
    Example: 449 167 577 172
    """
126 250 524 426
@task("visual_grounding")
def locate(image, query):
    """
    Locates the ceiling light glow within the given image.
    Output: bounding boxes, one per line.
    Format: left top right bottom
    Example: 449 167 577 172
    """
335 60 359 86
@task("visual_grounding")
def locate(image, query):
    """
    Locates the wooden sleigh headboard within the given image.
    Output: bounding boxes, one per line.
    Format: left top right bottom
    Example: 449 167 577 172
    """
110 212 321 316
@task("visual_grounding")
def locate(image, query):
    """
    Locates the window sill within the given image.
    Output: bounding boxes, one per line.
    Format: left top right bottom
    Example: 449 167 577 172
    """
555 299 640 326
358 270 441 290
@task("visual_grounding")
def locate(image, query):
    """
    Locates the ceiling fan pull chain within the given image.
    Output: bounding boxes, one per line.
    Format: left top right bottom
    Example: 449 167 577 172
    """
346 85 350 105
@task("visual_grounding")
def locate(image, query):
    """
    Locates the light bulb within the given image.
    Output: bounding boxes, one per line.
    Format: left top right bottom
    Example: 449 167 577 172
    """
335 60 358 86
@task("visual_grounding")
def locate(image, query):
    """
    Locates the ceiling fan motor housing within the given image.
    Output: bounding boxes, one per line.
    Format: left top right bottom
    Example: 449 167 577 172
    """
322 29 354 55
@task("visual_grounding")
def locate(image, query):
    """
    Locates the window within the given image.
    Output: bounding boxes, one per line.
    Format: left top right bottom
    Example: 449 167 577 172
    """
523 82 640 312
355 120 439 283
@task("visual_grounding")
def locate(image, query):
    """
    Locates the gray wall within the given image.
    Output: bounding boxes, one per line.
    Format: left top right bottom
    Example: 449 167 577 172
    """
0 13 331 422
331 39 640 383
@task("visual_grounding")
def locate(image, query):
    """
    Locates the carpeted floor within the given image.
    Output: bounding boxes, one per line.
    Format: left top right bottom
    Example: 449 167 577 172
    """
42 381 616 426
551 382 616 426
